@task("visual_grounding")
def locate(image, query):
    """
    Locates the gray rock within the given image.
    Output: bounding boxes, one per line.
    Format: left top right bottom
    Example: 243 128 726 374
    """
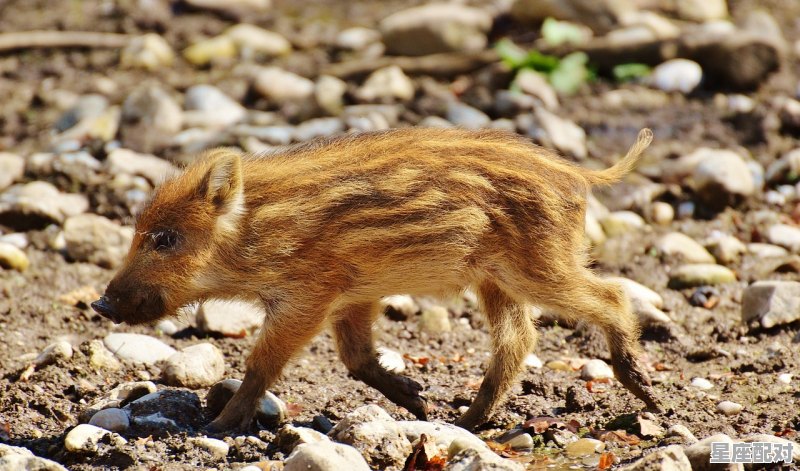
163 343 226 389
105 148 177 185
225 24 291 58
64 424 127 453
0 153 24 191
277 424 330 453
34 341 73 367
284 441 371 471
380 3 492 56
669 264 736 288
742 281 800 328
356 66 415 102
650 59 703 94
580 359 614 380
104 333 177 365
336 27 382 51
63 214 134 268
184 84 247 128
498 429 534 451
329 405 412 468
766 224 800 252
0 243 29 271
205 379 288 427
196 300 265 337
124 389 204 432
189 437 230 459
619 444 691 471
655 232 716 263
0 181 88 229
88 408 130 433
510 0 634 34
684 434 741 471
446 448 525 471
121 84 183 152
80 381 157 422
446 102 491 129
534 108 587 159
254 67 315 105
293 118 345 142
0 443 68 471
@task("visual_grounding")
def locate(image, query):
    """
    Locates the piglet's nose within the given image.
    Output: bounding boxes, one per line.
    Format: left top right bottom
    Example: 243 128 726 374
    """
91 296 121 324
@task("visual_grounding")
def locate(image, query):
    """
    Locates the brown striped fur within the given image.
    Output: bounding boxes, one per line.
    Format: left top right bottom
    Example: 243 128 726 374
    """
97 127 659 432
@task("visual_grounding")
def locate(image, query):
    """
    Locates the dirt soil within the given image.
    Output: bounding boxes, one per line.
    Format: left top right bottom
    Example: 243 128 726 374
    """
0 0 799 470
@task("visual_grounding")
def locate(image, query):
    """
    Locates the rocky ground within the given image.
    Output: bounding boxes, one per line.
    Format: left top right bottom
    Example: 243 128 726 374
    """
1 0 800 469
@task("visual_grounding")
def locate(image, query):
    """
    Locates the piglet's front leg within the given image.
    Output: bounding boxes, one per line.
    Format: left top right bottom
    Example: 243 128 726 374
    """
206 301 329 433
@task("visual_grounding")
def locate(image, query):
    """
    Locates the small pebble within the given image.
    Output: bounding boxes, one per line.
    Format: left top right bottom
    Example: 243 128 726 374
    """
690 377 714 390
778 373 792 384
0 242 29 271
64 424 126 453
523 353 543 369
190 437 230 459
34 341 73 367
89 408 130 433
716 400 743 416
565 438 605 457
580 359 614 380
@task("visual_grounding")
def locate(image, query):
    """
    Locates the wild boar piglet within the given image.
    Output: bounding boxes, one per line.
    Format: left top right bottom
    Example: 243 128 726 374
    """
92 127 660 432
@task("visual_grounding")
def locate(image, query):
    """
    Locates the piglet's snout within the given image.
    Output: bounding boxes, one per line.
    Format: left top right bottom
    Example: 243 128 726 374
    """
91 296 121 324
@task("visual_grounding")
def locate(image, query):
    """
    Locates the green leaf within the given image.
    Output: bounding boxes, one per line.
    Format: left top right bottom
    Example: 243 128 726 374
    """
494 38 529 69
613 63 652 82
541 17 589 47
549 51 589 95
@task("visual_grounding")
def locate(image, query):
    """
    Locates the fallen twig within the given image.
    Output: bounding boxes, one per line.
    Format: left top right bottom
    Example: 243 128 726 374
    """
0 30 132 52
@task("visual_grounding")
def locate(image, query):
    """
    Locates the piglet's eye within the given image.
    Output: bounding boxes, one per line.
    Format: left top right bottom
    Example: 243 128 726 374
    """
151 230 179 251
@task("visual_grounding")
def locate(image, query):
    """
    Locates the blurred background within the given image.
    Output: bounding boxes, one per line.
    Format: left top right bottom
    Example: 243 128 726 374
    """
0 0 798 470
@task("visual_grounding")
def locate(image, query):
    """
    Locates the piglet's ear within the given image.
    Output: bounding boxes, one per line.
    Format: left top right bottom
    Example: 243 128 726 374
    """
204 150 244 217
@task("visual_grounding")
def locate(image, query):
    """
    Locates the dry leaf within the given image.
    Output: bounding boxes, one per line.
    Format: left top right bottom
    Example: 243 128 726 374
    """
598 451 616 469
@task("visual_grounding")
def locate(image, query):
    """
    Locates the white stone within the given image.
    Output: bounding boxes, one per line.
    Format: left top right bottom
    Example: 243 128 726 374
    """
515 70 558 109
666 424 697 445
446 102 491 129
254 67 315 105
669 264 736 288
196 300 265 337
0 443 68 471
447 448 525 471
87 339 121 371
105 148 177 185
717 400 743 416
690 377 713 390
88 408 130 433
184 0 271 14
104 333 177 365
64 424 126 453
766 224 800 253
609 277 670 324
600 211 645 237
225 24 291 57
163 343 225 389
650 59 702 94
122 83 183 135
747 243 789 258
535 108 587 159
778 373 792 384
684 434 737 470
399 421 490 458
34 341 73 367
284 441 371 471
293 118 345 142
0 243 29 271
190 437 230 459
419 306 452 333
565 437 605 456
0 233 28 249
277 424 330 453
336 27 381 51
377 347 405 373
379 3 492 56
655 232 715 263
0 152 24 191
675 0 728 22
706 234 747 265
183 85 247 128
0 181 89 227
742 280 800 328
120 33 174 71
315 75 348 115
580 359 614 380
356 66 414 102
523 353 543 368
330 405 412 468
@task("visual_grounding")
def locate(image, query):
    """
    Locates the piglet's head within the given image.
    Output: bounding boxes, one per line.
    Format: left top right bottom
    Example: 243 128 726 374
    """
92 149 245 325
